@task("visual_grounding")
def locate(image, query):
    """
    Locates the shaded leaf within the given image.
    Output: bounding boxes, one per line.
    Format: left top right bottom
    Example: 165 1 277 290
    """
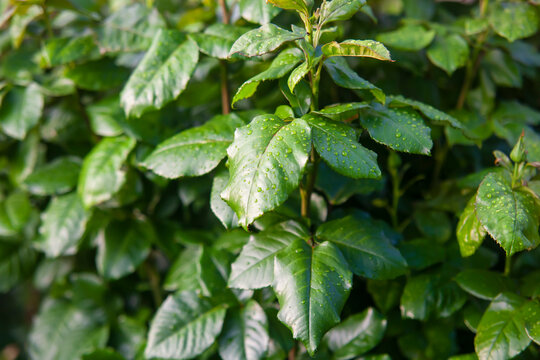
0 83 43 139
23 157 81 196
376 25 435 51
455 269 514 300
427 34 469 75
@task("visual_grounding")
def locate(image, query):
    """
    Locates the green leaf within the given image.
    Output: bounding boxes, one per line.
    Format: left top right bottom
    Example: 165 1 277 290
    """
489 2 539 42
273 239 352 355
474 293 531 360
0 83 43 139
35 193 90 258
475 172 540 255
0 241 36 292
221 115 311 228
78 136 136 208
145 291 227 359
387 95 464 129
279 78 312 116
521 300 540 345
28 299 109 360
324 57 385 103
266 0 309 15
211 166 238 229
457 196 487 257
304 114 380 179
190 24 250 59
367 279 403 313
143 114 244 179
120 29 199 118
0 191 33 237
97 3 166 53
164 245 227 296
288 59 319 93
82 349 125 360
228 220 309 289
86 96 125 137
320 0 366 25
397 238 444 270
360 106 432 155
232 48 303 106
65 59 130 91
317 216 407 279
455 269 514 300
23 157 81 196
218 300 269 360
376 25 435 51
323 308 386 359
229 24 304 58
41 35 99 67
483 49 522 88
322 40 393 61
96 219 154 280
239 0 281 25
313 102 370 121
427 34 469 75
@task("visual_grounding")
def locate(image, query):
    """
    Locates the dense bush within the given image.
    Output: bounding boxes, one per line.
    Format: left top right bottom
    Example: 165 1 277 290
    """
1 0 539 359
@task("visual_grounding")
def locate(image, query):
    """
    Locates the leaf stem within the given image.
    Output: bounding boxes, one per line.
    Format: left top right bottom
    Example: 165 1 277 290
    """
504 255 512 276
301 148 320 220
217 0 231 114
218 0 230 24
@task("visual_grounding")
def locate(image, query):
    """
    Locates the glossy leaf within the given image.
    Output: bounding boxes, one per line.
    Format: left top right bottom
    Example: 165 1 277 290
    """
0 83 43 139
78 136 136 208
229 24 304 58
313 102 369 121
190 24 249 59
120 30 199 118
323 308 386 359
273 239 352 355
427 34 469 75
387 95 464 129
376 25 435 51
320 0 366 25
475 172 540 255
221 115 311 228
317 216 407 279
455 269 514 300
145 291 227 359
232 48 303 106
143 114 244 178
218 300 269 360
304 114 380 179
322 40 392 61
239 0 281 25
360 106 432 155
456 196 486 257
521 300 540 345
229 220 309 289
489 2 539 42
211 166 238 229
36 193 90 258
266 0 309 14
96 219 154 280
28 299 109 360
474 293 531 360
23 157 81 196
0 192 32 237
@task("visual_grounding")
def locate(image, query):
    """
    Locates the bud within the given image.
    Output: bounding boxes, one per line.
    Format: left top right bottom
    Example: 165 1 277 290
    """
510 131 527 163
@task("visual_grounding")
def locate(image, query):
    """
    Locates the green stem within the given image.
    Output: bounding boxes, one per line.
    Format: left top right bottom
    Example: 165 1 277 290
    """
504 255 512 276
390 170 401 229
511 162 520 188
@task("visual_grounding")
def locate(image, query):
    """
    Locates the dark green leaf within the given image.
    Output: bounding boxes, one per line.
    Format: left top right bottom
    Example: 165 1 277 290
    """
387 95 464 129
65 59 130 91
475 172 540 255
360 106 432 155
273 239 352 355
78 136 136 208
23 157 81 196
304 114 380 179
82 349 125 360
221 115 311 227
211 166 238 229
427 34 469 75
0 84 43 139
41 35 99 67
0 241 36 292
489 2 539 42
145 291 226 359
474 293 531 360
0 192 32 237
376 25 435 51
313 102 370 121
229 220 309 289
316 216 407 279
143 114 244 178
35 193 90 258
190 24 250 59
120 30 199 118
521 300 540 345
457 196 487 257
397 238 444 270
323 308 386 359
218 300 269 360
320 0 366 25
229 24 304 58
455 269 514 300
96 219 154 280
